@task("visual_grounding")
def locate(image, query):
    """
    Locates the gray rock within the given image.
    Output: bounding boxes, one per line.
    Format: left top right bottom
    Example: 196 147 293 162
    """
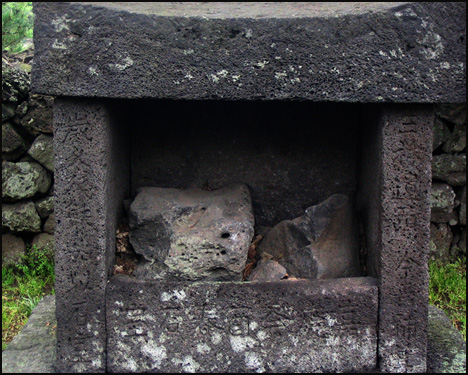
27 134 54 172
2 59 30 103
427 304 466 373
435 103 466 127
20 94 54 136
2 102 17 122
43 213 55 234
2 233 26 266
34 196 54 219
256 194 360 279
459 186 466 226
429 223 453 263
247 258 288 282
2 161 51 201
2 201 42 233
443 122 466 153
1 295 56 374
130 183 254 281
2 123 27 161
432 117 451 152
432 154 466 186
430 183 456 223
31 233 54 252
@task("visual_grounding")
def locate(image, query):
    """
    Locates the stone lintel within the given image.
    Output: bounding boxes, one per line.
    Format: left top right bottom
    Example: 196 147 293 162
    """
32 2 465 102
106 276 378 373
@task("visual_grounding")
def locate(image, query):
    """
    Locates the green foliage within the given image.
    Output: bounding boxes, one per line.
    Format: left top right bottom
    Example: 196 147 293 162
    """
429 257 466 340
2 2 33 53
2 244 55 350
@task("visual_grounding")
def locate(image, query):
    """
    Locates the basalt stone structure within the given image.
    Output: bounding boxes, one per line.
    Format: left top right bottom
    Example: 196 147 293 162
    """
31 2 466 373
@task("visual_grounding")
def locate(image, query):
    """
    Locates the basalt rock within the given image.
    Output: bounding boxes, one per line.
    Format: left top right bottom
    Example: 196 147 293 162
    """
256 194 360 279
129 183 254 281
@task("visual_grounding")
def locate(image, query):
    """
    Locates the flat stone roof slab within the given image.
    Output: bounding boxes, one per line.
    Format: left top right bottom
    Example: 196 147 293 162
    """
32 2 465 102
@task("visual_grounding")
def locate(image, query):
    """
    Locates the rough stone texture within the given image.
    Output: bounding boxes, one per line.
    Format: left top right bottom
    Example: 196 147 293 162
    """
432 154 467 186
2 59 30 102
357 105 433 372
27 134 54 172
429 223 453 263
255 194 360 279
2 161 51 201
2 201 42 233
430 183 456 223
20 94 54 136
3 102 16 121
129 184 254 281
131 101 359 227
43 212 55 234
432 117 452 152
53 98 129 372
1 295 56 374
436 103 466 127
247 258 288 282
427 304 466 373
107 276 379 373
459 186 466 226
32 233 54 252
443 122 466 153
34 195 54 219
32 2 465 102
2 122 27 160
2 233 26 266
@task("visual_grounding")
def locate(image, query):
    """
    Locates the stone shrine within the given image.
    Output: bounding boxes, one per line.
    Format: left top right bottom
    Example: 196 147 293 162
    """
31 2 465 373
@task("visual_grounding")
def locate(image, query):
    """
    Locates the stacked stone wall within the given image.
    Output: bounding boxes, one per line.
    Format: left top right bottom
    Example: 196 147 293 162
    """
1 50 466 266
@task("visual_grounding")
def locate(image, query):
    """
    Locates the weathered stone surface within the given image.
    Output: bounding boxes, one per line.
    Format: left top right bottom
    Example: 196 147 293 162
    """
432 154 467 186
2 161 51 201
2 201 42 233
107 276 379 373
27 134 54 171
130 183 254 281
32 3 465 102
2 59 30 102
2 102 16 122
256 194 360 279
432 117 451 151
429 223 453 263
443 122 466 153
20 95 54 136
32 233 54 252
459 186 466 226
430 183 456 223
435 103 466 127
43 212 55 234
1 295 56 374
34 195 54 219
247 258 288 282
2 233 26 266
2 123 27 161
427 304 466 373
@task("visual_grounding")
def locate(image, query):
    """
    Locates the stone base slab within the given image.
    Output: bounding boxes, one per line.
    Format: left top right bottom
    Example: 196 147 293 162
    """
106 276 378 373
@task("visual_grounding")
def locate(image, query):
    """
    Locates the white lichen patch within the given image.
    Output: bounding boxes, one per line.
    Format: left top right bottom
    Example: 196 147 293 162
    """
275 72 287 79
440 62 450 69
253 60 269 69
249 321 258 331
160 289 187 302
88 66 98 76
52 17 70 32
290 78 301 84
231 75 240 82
325 315 337 327
229 335 257 353
185 73 194 79
183 49 194 55
256 330 269 341
114 300 124 307
172 355 200 373
52 40 67 50
141 341 167 368
211 331 223 345
244 352 265 372
109 56 134 71
197 343 211 354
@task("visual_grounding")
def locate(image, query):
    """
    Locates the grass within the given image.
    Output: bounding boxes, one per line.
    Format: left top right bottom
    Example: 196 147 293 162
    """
429 257 466 340
2 244 55 351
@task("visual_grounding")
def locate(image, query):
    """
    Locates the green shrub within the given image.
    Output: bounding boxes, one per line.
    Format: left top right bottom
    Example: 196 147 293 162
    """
2 2 33 53
429 257 466 340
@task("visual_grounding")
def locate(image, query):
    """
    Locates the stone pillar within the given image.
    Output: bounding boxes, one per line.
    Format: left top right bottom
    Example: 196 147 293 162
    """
378 105 433 372
53 98 129 372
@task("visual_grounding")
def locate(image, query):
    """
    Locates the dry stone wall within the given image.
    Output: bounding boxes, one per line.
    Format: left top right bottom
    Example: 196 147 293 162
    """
1 50 466 266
